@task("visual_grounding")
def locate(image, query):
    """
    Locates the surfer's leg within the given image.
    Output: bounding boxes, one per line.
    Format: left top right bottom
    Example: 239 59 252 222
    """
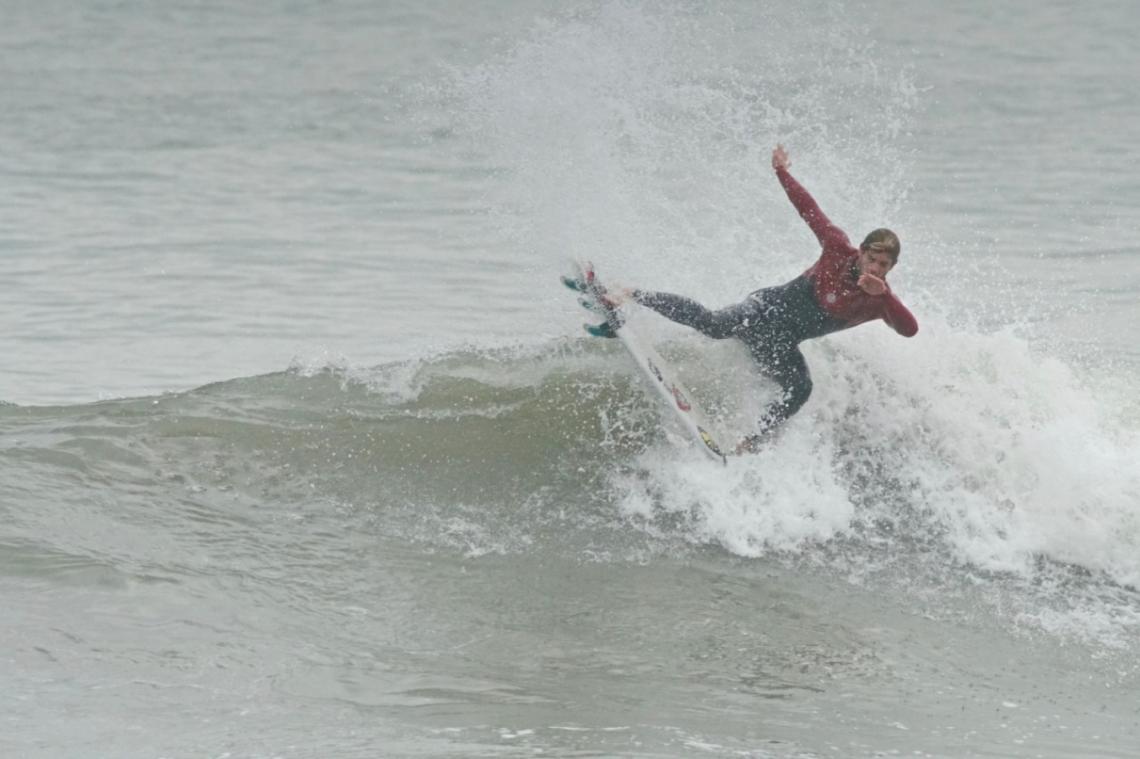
633 291 752 339
749 343 813 439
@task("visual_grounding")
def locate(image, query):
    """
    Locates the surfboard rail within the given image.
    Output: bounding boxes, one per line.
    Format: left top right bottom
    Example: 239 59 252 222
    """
566 259 729 464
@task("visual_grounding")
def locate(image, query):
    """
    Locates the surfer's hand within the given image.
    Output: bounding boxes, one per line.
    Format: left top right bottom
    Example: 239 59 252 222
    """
772 144 790 171
857 273 887 296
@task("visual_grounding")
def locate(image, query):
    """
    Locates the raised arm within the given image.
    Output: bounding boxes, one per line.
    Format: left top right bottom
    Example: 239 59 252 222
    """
772 145 851 250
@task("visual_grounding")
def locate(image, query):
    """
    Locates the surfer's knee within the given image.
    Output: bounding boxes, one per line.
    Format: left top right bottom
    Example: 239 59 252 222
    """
786 374 812 412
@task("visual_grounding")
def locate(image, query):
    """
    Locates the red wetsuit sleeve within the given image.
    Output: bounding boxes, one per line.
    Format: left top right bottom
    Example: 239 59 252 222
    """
776 166 852 252
880 290 919 337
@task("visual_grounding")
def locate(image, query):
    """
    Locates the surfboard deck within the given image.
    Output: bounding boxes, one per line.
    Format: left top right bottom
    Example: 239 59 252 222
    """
564 260 729 464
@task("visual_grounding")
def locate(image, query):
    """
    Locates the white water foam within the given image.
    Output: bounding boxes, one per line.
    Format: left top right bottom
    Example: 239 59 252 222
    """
615 312 1140 576
444 0 1140 642
450 1 918 296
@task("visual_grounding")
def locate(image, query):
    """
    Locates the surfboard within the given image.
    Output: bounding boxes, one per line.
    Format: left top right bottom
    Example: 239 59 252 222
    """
563 260 729 464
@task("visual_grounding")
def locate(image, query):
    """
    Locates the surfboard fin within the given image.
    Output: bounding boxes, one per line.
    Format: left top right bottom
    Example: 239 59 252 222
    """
584 321 618 338
560 274 586 292
578 296 606 314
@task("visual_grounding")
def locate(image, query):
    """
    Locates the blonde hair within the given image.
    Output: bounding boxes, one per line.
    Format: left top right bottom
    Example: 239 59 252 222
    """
860 228 900 261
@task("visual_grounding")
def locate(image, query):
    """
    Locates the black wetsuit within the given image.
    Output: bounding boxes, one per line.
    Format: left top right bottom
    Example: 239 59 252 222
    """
634 275 837 434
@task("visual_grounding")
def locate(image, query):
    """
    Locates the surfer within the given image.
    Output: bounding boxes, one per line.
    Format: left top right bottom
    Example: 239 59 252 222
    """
608 144 918 454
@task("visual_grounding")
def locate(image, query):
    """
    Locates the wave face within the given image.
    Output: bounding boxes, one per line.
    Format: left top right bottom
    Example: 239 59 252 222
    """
4 331 1138 649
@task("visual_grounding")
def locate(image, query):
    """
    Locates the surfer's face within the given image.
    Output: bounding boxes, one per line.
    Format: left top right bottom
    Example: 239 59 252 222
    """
857 248 895 279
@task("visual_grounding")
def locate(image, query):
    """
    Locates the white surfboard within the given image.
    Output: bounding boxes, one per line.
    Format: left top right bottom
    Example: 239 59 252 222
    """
565 259 728 464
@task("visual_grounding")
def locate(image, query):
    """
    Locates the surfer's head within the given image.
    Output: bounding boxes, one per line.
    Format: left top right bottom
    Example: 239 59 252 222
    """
857 228 899 278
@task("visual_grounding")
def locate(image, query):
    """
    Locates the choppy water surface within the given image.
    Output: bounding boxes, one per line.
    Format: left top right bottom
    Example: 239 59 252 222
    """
2 1 1138 757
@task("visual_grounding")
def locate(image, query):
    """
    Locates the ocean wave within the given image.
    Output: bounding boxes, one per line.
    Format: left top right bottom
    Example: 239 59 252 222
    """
2 330 1138 645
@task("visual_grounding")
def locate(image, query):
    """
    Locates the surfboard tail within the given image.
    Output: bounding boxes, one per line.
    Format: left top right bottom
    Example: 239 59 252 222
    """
560 258 729 464
583 321 618 338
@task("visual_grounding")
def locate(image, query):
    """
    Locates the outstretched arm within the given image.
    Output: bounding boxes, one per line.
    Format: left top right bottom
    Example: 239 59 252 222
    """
880 291 919 337
772 145 850 250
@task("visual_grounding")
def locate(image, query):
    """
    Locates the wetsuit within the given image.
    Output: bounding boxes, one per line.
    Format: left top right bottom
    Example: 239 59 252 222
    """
633 166 918 440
